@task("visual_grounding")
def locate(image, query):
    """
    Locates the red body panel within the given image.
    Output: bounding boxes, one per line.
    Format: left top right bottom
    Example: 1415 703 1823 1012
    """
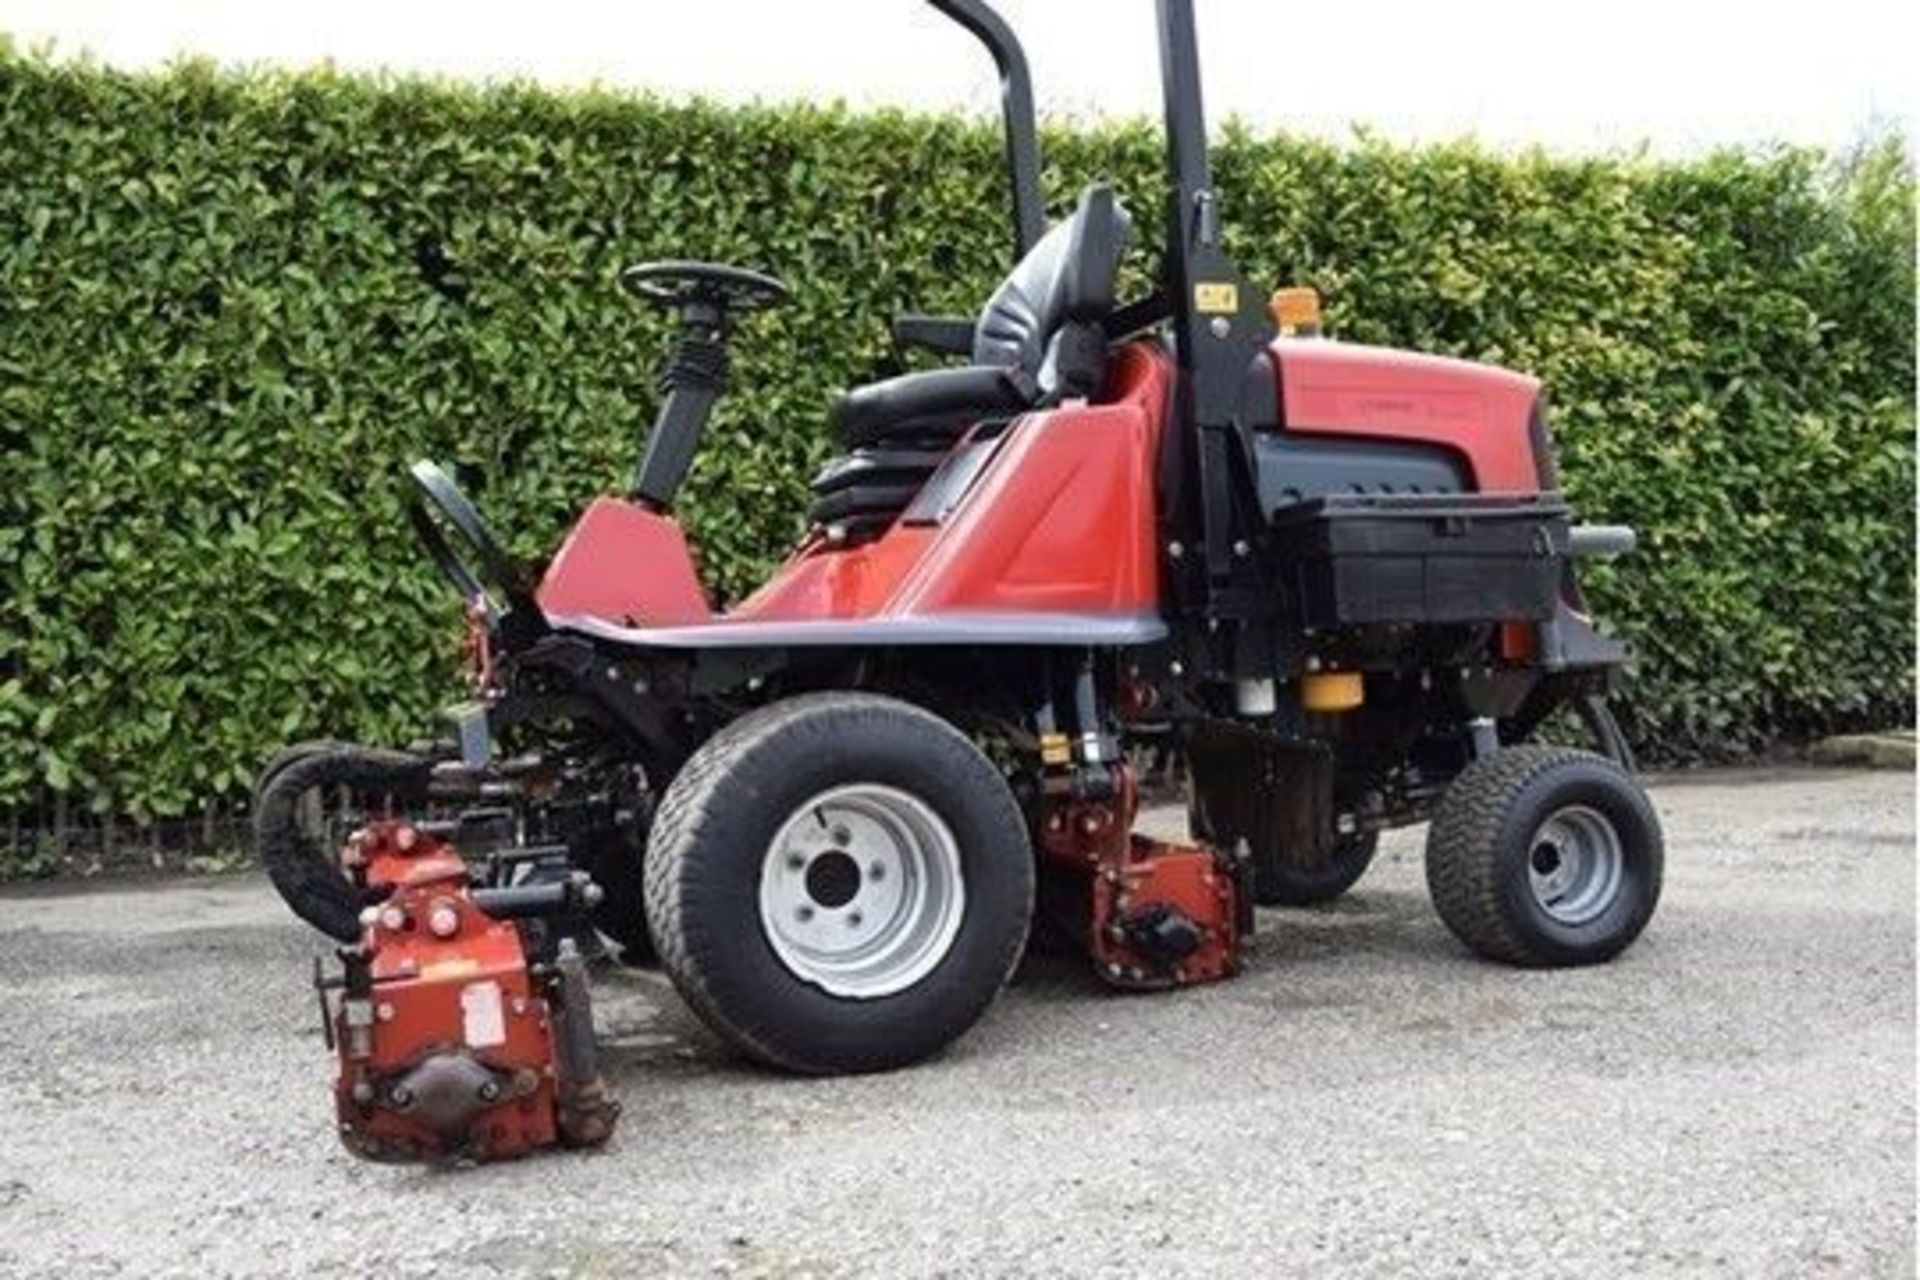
536 496 712 626
535 337 1548 633
1269 338 1541 492
729 526 939 621
741 342 1170 622
541 342 1173 630
737 342 1168 623
887 375 1163 616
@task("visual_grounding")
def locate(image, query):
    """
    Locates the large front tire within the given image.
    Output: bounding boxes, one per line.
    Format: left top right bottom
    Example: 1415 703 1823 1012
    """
1425 746 1662 967
644 693 1033 1075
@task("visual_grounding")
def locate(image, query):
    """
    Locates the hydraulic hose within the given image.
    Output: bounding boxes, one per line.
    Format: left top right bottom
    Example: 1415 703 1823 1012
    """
252 744 434 942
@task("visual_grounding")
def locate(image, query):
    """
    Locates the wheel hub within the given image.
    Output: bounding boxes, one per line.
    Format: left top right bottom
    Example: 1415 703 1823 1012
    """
1526 804 1625 925
804 850 861 908
757 784 965 999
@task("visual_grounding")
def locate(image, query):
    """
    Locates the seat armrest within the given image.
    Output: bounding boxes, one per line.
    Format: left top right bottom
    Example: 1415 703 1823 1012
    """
891 314 976 358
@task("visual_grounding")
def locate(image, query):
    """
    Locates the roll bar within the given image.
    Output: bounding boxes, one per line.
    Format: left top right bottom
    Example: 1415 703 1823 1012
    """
926 0 1045 258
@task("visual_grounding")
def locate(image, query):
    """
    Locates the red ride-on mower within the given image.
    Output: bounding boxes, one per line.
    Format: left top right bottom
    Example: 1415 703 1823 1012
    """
257 0 1661 1157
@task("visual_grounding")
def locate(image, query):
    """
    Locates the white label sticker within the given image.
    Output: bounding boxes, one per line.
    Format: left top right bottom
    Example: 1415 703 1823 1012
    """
460 980 507 1049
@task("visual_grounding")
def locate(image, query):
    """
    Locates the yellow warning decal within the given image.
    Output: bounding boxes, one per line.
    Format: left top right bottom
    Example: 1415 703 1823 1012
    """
1194 282 1239 314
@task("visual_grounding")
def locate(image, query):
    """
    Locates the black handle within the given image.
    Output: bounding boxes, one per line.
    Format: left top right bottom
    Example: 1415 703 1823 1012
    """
472 875 602 921
1567 525 1637 558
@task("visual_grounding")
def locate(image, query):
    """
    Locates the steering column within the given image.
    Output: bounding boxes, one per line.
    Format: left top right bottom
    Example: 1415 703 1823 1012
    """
620 260 788 511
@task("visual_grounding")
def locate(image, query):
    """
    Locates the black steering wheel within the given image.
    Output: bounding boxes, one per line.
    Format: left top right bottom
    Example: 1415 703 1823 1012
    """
619 260 790 314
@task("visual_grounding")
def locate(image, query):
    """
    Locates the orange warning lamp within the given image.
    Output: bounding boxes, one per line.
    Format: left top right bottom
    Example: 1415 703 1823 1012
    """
1269 287 1323 337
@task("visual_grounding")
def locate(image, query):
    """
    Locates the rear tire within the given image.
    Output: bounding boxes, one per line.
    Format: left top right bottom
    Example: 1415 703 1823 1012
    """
1425 746 1662 966
644 692 1033 1074
1253 831 1378 907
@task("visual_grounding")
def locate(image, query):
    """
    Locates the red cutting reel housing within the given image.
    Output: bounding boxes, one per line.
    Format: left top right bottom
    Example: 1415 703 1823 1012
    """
1035 762 1244 989
258 0 1663 1122
320 819 618 1163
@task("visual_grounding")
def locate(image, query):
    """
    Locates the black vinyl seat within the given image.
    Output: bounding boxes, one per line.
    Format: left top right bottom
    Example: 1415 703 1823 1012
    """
808 183 1131 534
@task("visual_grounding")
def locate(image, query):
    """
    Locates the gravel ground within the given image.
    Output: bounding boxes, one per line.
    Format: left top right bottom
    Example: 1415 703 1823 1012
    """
0 766 1911 1278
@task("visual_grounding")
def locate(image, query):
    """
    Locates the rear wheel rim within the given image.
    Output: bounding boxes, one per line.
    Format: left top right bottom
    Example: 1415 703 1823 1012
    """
1525 804 1625 926
758 783 966 999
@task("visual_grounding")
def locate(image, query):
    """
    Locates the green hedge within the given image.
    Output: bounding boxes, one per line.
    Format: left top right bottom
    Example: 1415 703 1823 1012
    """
0 50 1912 827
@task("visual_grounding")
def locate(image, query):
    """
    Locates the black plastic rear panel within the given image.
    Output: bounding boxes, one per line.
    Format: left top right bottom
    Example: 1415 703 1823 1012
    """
1252 432 1466 514
1270 493 1570 628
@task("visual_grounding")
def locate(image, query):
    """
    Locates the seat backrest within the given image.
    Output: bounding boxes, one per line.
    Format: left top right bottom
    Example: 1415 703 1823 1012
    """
971 184 1130 391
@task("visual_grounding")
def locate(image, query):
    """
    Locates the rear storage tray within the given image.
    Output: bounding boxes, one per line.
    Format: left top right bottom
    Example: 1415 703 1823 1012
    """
1270 492 1570 628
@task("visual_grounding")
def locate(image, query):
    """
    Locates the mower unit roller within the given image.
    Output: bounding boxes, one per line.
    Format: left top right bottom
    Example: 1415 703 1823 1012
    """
258 0 1663 1125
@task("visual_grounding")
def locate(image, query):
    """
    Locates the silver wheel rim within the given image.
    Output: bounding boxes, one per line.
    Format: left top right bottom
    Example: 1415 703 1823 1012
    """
757 784 966 999
1526 804 1625 925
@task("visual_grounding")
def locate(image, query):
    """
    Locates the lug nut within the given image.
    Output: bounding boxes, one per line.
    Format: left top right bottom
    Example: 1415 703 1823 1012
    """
796 905 814 923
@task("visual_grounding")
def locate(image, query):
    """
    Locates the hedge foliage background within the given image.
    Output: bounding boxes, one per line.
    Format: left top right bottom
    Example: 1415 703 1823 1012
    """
1 47 1913 831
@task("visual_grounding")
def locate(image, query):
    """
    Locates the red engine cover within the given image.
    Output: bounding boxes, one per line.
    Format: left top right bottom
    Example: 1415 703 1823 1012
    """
1269 338 1543 492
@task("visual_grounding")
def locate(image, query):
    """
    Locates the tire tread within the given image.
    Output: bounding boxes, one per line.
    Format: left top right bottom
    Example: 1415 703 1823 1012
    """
1425 745 1656 966
644 692 1030 1074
